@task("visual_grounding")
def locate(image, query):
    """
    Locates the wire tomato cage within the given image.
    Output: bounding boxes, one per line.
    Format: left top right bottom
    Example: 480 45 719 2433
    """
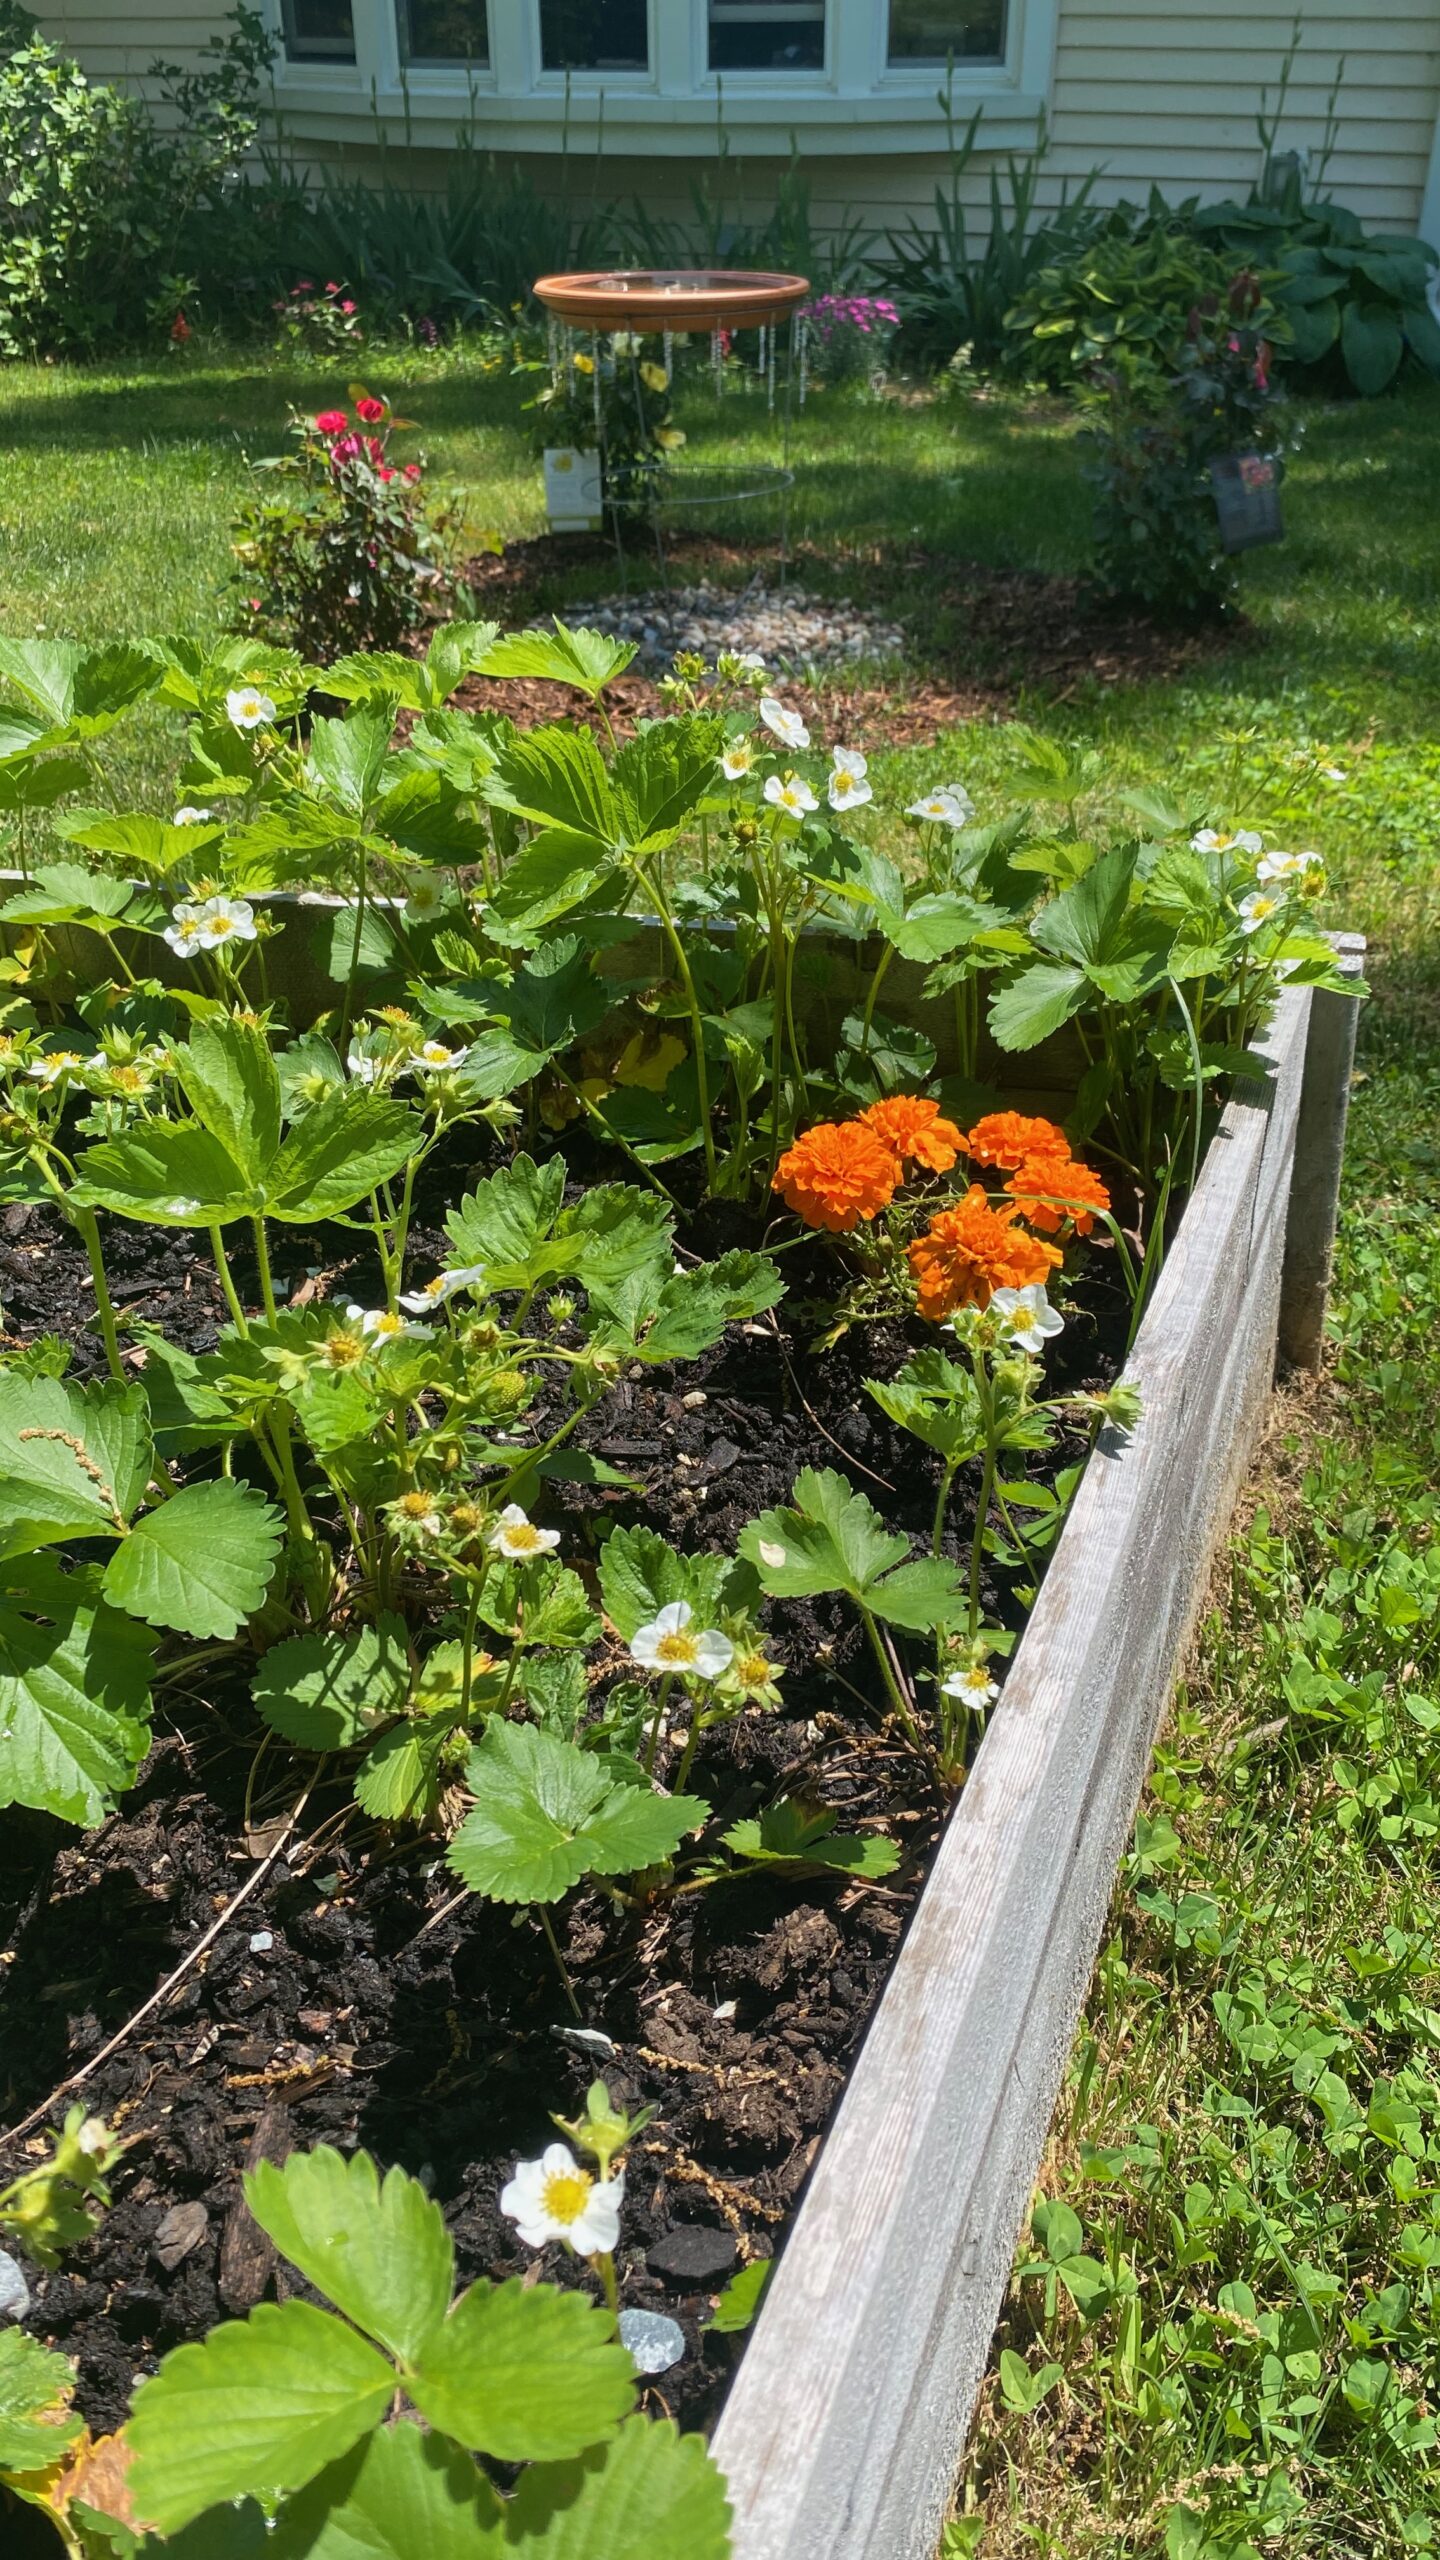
531 268 812 588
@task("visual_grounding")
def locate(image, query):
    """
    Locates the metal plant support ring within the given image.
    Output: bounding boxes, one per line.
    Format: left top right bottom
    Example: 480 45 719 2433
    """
532 268 812 583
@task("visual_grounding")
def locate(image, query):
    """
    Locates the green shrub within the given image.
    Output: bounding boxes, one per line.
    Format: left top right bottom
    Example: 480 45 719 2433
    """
1084 278 1288 618
1005 202 1259 397
0 9 273 356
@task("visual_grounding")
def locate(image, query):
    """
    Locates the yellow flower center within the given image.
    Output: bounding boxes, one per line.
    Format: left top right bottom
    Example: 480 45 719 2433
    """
322 1332 365 1369
737 1652 772 1686
504 1522 544 1554
655 1631 699 1668
398 1492 436 1521
210 915 237 939
541 2168 593 2225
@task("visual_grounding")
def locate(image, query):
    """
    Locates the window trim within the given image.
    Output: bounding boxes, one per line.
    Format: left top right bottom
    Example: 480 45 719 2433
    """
265 0 1057 152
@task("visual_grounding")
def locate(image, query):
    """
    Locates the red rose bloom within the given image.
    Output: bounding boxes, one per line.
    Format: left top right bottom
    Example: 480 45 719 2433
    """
355 396 386 423
314 409 348 436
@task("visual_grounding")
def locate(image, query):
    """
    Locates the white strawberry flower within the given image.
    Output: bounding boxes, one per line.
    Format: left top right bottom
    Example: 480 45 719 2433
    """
500 2143 624 2256
630 1600 734 1682
990 1283 1065 1355
162 903 210 955
346 1304 430 1342
941 1663 1000 1710
413 1039 470 1072
26 1050 90 1086
721 736 756 781
225 686 277 730
398 1263 486 1315
171 805 215 825
1238 891 1282 934
906 784 974 827
1192 828 1263 855
1255 849 1300 883
759 695 810 750
189 895 257 951
764 772 819 820
489 1503 561 1561
828 747 872 812
404 875 448 921
346 1046 382 1085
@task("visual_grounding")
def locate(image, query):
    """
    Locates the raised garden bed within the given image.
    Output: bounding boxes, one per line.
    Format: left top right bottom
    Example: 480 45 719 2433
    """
0 620 1362 2556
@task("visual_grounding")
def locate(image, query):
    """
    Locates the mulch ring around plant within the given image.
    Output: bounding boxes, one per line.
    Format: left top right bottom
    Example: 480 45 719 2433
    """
0 1183 1122 2449
456 533 1246 743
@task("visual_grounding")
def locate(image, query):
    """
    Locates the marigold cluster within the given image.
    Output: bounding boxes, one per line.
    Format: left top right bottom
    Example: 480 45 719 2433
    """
908 1189 1062 1325
857 1093 964 1173
772 1120 899 1232
965 1111 1111 1239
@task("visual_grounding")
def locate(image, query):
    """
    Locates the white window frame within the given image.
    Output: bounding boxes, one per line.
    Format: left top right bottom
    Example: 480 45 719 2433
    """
265 0 1057 153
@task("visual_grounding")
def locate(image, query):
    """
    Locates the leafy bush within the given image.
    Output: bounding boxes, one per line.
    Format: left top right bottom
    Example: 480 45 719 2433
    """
0 10 273 356
1193 180 1440 397
1005 201 1267 397
1084 278 1288 617
228 392 461 661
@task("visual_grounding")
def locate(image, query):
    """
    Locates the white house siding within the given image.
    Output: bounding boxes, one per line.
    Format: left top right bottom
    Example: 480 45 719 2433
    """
30 2 1440 242
33 5 232 94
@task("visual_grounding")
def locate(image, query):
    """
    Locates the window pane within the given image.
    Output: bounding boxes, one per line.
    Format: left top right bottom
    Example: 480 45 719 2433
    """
887 1 1007 62
281 0 356 60
399 0 489 62
539 0 649 70
708 1 825 72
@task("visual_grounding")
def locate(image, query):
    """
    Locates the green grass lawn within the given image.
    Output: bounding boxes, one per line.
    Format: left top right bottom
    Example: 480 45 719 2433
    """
3 341 1439 2558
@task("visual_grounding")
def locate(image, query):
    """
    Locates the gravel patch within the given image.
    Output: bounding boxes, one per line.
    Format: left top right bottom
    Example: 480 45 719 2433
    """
577 577 908 676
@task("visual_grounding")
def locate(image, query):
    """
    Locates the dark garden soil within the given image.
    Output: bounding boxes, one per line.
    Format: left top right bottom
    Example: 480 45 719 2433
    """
458 531 1244 741
0 1144 1126 2463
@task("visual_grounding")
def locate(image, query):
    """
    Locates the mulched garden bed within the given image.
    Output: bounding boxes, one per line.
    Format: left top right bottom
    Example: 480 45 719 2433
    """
0 1147 1125 2477
457 533 1245 742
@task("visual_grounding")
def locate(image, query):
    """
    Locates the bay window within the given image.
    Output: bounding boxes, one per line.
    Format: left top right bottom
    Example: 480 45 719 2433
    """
281 0 355 61
279 0 1052 145
887 0 1008 62
399 0 489 62
538 0 650 71
708 2 827 74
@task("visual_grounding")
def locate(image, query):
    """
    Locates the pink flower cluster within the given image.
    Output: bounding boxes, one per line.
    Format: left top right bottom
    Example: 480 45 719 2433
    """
309 404 422 488
803 293 900 342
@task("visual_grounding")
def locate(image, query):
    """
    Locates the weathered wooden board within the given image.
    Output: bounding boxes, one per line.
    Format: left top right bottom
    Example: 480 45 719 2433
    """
714 981 1328 2560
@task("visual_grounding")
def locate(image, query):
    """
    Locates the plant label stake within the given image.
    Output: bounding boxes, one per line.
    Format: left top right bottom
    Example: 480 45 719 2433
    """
1209 452 1284 554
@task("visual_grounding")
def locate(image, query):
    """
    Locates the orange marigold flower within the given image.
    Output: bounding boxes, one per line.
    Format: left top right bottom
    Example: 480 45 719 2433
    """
1005 1153 1113 1237
964 1110 1072 1172
773 1120 900 1232
858 1092 964 1174
907 1186 1062 1324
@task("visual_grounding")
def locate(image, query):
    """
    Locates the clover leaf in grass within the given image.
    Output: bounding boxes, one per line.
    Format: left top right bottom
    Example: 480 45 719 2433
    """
447 1722 707 1906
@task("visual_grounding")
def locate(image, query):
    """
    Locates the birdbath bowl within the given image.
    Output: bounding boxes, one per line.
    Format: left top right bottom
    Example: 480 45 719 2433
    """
532 268 811 335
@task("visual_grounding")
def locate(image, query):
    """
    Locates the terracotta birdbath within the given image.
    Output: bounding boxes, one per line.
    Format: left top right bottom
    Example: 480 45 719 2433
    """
532 268 811 335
